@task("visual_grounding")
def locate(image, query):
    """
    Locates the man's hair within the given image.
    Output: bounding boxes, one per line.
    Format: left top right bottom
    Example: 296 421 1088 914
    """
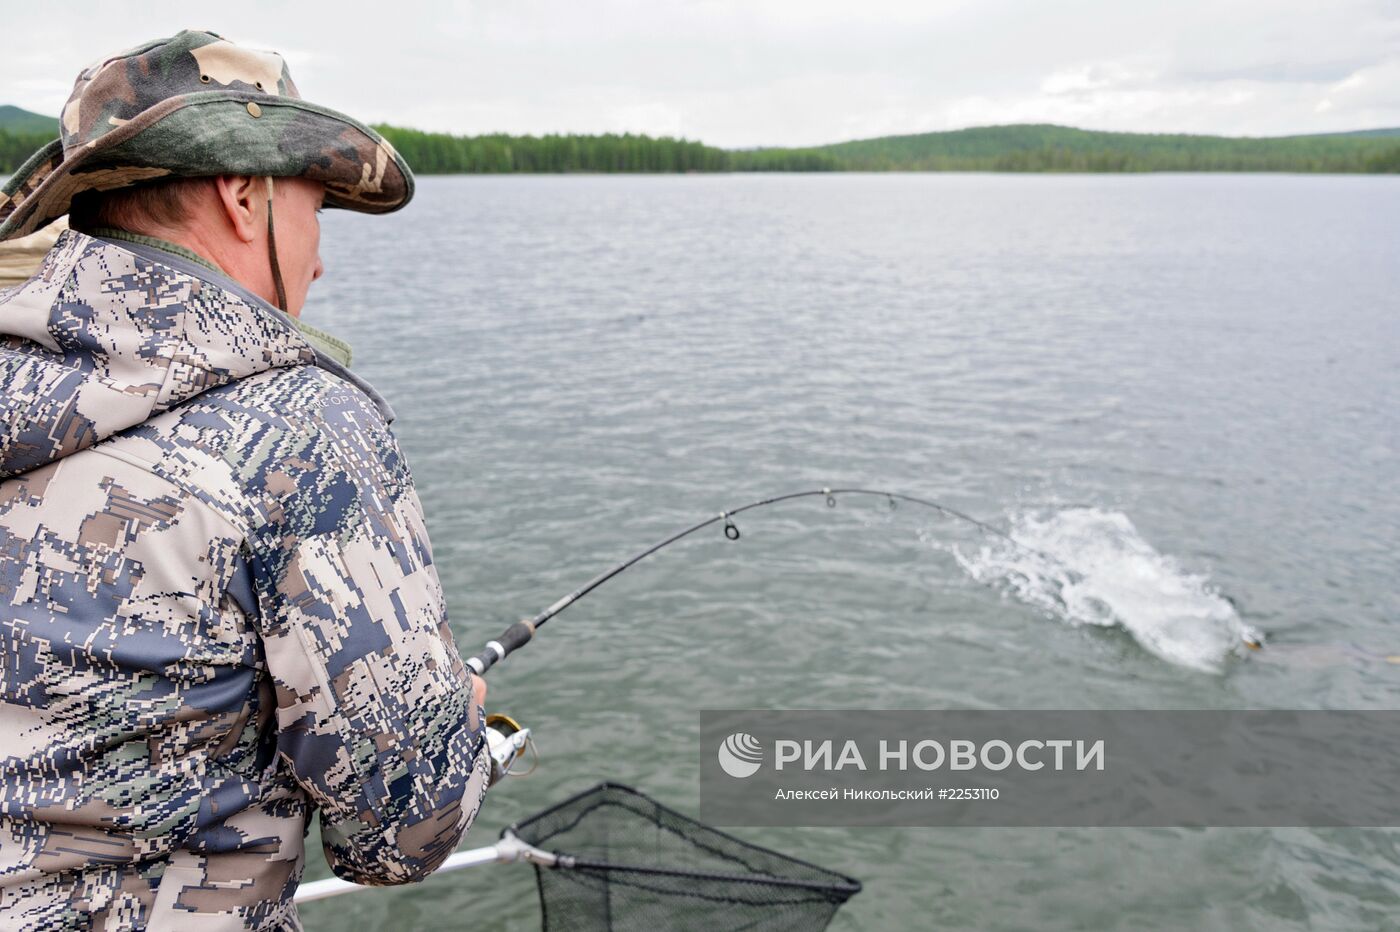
68 177 214 235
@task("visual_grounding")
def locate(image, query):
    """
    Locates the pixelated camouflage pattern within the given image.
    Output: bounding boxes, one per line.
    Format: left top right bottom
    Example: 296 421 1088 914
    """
0 232 489 929
0 30 413 241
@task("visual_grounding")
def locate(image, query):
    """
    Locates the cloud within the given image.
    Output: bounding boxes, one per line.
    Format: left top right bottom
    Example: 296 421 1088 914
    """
2 0 1398 146
1308 58 1400 130
1040 62 1160 96
943 84 1263 136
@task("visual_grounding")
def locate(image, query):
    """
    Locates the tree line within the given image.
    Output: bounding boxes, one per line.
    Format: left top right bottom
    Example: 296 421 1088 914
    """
815 124 1400 173
370 126 842 173
0 130 51 175
372 123 1400 175
4 123 1397 176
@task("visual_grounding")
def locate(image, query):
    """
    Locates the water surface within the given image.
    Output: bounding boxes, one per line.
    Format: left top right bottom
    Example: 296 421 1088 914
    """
299 173 1400 930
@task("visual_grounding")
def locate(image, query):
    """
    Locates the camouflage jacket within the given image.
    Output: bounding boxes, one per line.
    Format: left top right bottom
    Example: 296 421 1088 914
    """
0 231 490 930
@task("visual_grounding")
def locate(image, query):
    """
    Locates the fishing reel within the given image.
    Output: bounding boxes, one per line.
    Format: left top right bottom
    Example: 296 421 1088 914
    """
485 713 537 785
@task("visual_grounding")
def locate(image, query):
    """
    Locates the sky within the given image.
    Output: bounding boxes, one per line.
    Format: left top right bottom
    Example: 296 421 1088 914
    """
3 1 1399 148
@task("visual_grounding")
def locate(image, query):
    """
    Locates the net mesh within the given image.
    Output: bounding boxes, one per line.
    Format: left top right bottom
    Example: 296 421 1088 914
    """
504 782 861 932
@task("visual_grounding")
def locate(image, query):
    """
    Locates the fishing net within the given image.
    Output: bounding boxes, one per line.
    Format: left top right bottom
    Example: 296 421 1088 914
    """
504 782 861 931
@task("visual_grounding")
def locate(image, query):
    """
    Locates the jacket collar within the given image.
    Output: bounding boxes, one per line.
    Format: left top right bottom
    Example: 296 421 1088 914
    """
88 227 356 370
88 231 391 420
0 230 392 478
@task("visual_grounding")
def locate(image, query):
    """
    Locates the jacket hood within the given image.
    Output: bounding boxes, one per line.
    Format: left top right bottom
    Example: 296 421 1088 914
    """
0 230 385 479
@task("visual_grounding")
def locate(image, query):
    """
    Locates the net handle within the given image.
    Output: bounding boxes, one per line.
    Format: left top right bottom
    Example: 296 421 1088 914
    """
292 832 559 904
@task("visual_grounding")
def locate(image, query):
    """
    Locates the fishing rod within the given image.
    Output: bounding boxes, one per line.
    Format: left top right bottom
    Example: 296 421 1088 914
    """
465 486 1091 677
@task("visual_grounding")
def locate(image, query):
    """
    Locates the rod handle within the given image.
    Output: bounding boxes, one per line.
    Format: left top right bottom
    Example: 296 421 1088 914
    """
466 620 535 676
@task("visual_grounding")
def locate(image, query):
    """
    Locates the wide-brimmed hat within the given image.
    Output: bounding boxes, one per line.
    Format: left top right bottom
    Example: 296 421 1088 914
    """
0 29 413 241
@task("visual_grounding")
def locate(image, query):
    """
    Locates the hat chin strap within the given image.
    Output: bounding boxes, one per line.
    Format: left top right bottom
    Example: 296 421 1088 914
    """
265 177 289 312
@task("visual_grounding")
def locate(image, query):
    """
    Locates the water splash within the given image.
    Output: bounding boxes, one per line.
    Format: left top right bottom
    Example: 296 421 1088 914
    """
950 507 1258 673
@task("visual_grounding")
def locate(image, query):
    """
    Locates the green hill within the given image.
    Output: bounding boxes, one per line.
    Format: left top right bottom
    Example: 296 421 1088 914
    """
0 106 60 178
1310 127 1400 139
810 123 1400 172
0 105 59 135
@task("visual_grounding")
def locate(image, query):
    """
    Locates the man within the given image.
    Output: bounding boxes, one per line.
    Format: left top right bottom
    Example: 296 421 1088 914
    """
0 30 490 930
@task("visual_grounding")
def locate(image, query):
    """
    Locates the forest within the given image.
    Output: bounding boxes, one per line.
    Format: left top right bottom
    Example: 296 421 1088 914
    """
369 126 842 173
3 115 1398 177
0 129 52 175
370 123 1400 174
813 123 1400 173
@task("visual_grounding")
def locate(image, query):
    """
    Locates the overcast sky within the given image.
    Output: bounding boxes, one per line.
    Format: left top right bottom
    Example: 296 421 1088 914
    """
4 1 1398 147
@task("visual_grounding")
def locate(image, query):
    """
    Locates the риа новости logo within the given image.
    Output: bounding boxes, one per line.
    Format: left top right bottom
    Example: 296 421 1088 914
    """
718 732 764 778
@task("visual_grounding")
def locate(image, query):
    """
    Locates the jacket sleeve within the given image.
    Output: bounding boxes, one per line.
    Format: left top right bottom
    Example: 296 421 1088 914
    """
245 377 490 885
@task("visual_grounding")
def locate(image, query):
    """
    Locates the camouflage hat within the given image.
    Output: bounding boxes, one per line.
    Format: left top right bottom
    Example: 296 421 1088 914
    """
0 29 413 241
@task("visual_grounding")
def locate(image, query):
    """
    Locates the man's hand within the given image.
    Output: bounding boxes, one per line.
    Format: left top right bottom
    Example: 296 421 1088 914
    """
470 673 487 707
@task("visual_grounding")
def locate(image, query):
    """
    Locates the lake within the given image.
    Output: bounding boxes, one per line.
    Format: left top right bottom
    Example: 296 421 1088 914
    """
297 172 1399 930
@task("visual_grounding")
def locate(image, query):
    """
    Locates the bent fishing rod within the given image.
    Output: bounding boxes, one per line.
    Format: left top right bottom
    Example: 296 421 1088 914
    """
466 486 1095 677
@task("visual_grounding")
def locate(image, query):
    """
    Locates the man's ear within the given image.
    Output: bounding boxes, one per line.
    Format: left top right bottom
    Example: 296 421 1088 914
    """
212 175 262 244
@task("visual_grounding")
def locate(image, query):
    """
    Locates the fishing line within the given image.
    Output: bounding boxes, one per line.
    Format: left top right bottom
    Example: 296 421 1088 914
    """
465 486 1110 676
